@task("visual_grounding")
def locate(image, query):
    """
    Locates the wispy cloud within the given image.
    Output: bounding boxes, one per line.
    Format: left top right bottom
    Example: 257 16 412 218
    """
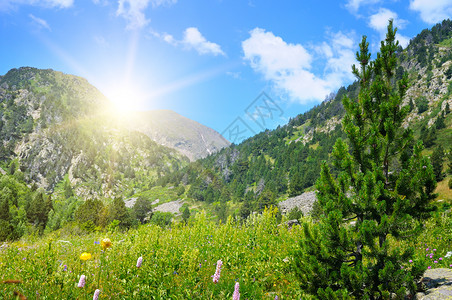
368 8 410 47
345 0 381 14
29 14 51 31
409 0 452 24
1 0 73 10
242 28 356 104
116 0 177 30
93 35 109 47
158 27 226 56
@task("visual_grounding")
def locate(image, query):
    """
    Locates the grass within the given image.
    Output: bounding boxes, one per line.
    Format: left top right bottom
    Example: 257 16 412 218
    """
3 203 452 299
0 208 306 299
435 175 452 201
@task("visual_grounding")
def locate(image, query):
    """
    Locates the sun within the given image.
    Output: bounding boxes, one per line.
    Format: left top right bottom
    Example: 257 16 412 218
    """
104 82 147 112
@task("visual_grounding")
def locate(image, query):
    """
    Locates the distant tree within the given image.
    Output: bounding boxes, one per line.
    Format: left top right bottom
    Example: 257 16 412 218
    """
239 200 251 220
431 145 445 181
435 112 446 129
181 205 190 224
448 147 452 175
288 170 304 197
295 21 437 298
133 197 153 224
64 178 74 199
27 190 52 231
108 198 131 228
75 199 104 227
416 96 429 113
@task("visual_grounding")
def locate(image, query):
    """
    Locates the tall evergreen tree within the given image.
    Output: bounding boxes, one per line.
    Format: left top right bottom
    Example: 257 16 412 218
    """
431 145 445 181
294 20 437 299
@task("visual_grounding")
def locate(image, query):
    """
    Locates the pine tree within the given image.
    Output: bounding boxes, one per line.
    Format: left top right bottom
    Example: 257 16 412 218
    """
294 20 437 298
431 145 445 181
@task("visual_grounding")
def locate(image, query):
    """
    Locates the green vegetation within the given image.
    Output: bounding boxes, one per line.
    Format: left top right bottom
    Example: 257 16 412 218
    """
295 21 437 298
1 208 305 299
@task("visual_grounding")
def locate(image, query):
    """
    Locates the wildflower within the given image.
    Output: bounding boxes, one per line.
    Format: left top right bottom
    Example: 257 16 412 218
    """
440 257 443 261
93 289 100 300
136 256 143 268
434 261 438 263
212 260 222 283
101 238 112 250
94 241 100 245
63 265 67 271
80 252 92 261
233 282 240 300
433 249 437 252
428 266 431 269
445 251 452 258
78 275 86 288
409 260 413 263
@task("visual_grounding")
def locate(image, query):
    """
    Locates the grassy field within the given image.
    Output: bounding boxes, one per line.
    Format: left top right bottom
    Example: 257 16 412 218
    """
2 204 452 299
1 208 306 299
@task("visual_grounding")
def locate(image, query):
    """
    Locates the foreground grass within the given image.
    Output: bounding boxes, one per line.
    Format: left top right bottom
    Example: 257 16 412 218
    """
0 208 305 299
3 205 452 299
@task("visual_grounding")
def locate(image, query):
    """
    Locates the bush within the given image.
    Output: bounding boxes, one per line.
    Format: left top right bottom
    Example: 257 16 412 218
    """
416 96 429 113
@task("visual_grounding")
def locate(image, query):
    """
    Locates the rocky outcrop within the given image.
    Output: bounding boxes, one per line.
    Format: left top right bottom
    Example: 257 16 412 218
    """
418 268 452 299
278 191 317 215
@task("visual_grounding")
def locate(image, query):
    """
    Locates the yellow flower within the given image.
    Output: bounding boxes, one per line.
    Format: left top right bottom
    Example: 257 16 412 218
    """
101 238 112 250
80 252 92 261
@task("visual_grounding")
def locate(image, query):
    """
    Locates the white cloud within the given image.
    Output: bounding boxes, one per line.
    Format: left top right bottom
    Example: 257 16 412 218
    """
182 27 225 56
29 14 51 30
368 8 411 48
0 0 73 10
157 27 225 56
409 0 452 24
345 0 381 13
116 0 177 30
242 28 356 104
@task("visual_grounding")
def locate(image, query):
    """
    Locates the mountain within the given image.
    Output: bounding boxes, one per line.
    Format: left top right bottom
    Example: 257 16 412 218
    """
122 109 230 161
158 19 452 217
0 67 189 197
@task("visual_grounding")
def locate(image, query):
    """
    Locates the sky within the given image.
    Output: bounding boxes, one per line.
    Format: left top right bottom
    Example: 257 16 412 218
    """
0 0 451 143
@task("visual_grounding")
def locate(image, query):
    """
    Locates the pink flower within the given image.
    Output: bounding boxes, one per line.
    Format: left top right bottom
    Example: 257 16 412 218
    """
409 260 413 263
233 282 240 300
93 289 100 300
136 256 143 268
428 266 431 269
434 261 438 263
440 257 443 261
78 275 86 288
212 260 222 283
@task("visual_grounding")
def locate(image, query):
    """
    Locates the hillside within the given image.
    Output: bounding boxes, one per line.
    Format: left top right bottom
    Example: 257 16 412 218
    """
0 68 189 198
157 20 452 218
122 109 230 161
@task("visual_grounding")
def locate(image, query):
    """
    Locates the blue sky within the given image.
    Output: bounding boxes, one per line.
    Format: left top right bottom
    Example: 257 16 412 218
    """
1 0 451 143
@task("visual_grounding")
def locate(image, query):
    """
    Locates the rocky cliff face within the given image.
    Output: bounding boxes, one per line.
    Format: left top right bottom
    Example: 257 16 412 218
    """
123 110 230 161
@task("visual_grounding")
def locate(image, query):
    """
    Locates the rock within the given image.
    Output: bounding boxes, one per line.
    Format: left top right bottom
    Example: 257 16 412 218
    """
278 191 317 215
418 268 452 299
286 219 300 228
124 198 138 208
153 199 184 215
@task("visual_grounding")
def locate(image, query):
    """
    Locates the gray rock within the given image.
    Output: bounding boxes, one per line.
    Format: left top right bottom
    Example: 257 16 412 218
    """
419 268 452 299
278 191 317 215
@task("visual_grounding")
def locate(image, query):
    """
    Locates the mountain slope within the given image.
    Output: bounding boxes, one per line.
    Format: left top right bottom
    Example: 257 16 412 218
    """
0 67 188 197
123 109 230 161
158 19 452 216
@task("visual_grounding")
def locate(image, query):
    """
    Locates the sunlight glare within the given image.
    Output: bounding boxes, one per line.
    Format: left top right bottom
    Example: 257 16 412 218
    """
105 83 146 112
